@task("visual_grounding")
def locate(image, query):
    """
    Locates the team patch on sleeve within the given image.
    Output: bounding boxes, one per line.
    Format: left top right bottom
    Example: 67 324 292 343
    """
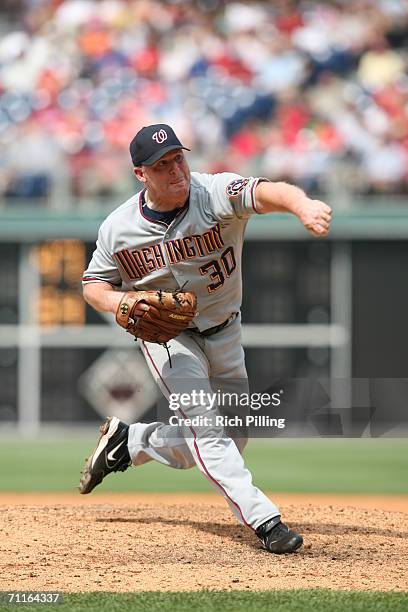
226 178 250 197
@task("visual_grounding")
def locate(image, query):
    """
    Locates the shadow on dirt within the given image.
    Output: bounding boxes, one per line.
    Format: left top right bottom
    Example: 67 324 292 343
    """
95 514 407 559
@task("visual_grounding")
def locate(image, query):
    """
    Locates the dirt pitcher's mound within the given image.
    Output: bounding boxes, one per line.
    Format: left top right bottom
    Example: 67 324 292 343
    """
1 499 407 592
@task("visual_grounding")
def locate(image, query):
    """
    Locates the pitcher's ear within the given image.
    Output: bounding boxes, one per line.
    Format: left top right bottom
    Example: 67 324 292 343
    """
133 167 145 182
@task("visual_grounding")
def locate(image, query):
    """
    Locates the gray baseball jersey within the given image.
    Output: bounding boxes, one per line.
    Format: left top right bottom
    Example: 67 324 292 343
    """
83 172 268 330
83 170 282 529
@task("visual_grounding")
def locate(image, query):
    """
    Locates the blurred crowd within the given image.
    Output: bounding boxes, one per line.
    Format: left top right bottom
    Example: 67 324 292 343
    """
0 0 408 204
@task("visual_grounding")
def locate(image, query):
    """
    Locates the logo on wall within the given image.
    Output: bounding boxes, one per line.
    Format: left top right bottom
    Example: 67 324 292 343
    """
152 130 168 144
78 349 158 422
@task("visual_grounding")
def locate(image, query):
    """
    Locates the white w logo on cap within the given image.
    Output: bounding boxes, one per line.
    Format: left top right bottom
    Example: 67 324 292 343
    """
152 129 168 144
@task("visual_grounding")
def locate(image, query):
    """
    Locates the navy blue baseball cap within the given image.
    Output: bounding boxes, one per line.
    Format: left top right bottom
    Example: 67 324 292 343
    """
130 123 190 166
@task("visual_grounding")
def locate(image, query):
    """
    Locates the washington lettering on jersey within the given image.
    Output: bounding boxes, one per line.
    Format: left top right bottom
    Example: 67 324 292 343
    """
83 172 267 329
113 223 225 281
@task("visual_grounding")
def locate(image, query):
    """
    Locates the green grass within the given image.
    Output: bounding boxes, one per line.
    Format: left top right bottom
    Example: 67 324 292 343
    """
0 437 407 494
1 590 408 612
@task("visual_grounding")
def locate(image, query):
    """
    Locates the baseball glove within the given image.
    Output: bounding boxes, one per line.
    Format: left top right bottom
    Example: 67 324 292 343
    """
116 289 198 344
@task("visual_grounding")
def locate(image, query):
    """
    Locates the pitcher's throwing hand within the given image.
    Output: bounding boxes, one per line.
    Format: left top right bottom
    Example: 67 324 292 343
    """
298 199 332 237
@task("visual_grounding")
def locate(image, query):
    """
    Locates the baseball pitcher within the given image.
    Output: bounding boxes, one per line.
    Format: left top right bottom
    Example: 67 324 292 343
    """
79 124 332 554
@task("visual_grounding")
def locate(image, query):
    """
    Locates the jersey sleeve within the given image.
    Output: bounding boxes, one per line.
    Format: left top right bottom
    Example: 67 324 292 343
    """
82 224 122 287
199 172 270 220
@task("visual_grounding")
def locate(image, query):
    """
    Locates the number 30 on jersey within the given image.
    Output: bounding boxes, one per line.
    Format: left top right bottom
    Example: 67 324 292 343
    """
199 246 236 293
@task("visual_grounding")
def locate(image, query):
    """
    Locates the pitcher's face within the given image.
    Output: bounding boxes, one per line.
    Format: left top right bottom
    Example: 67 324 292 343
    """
135 149 190 207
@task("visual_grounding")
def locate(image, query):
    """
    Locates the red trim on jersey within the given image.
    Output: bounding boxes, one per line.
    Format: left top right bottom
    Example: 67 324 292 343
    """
141 340 253 531
250 178 271 215
138 189 169 227
81 276 119 286
250 180 258 214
